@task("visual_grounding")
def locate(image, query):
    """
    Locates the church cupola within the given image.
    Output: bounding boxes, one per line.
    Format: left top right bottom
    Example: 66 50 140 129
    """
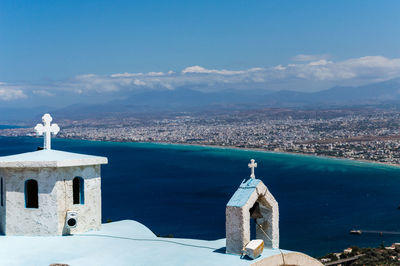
0 114 107 236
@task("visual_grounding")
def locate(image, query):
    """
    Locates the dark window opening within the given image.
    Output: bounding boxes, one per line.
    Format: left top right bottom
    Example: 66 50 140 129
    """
249 202 263 240
25 179 38 208
73 177 84 204
1 177 3 207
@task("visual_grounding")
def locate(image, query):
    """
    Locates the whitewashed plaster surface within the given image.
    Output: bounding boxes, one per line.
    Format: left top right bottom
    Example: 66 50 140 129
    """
0 165 102 236
0 220 322 266
0 149 107 168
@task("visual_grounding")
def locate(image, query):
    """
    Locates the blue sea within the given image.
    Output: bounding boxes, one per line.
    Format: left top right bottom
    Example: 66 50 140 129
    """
0 125 23 129
1 136 400 257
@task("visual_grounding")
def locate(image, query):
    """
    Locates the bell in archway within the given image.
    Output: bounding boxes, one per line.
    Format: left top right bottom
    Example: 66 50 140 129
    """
249 202 263 220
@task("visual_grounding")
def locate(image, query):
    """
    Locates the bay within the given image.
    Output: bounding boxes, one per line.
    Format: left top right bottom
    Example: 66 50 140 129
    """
0 125 23 129
1 136 400 257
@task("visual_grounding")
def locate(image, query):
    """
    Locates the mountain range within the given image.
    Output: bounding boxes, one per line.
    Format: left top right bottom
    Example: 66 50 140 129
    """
1 78 400 123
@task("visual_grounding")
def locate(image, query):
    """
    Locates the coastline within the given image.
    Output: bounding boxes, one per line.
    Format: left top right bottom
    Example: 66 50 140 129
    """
1 135 399 169
56 136 400 169
151 141 400 169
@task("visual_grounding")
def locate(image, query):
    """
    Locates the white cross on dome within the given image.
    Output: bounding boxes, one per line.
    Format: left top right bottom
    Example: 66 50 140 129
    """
34 113 60 150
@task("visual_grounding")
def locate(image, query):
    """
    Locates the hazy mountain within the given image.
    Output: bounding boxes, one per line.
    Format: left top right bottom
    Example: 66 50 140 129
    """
81 78 400 111
0 106 55 124
264 78 400 106
2 78 400 122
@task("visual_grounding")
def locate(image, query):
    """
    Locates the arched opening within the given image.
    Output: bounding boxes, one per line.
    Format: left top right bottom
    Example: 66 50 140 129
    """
73 177 84 204
249 202 263 240
25 179 38 208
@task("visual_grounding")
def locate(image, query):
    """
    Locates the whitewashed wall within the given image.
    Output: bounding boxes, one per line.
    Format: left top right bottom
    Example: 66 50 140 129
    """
0 165 101 236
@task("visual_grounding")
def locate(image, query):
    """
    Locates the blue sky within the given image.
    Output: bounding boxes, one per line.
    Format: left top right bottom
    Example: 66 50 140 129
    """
0 0 400 102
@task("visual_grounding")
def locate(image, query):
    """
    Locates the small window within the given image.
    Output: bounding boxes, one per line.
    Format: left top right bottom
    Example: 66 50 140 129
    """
73 177 84 204
25 179 38 208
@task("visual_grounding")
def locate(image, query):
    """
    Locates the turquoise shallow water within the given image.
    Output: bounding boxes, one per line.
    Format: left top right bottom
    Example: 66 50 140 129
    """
1 136 400 257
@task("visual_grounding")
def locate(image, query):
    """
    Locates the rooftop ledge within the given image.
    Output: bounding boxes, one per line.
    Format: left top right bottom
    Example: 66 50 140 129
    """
0 149 108 168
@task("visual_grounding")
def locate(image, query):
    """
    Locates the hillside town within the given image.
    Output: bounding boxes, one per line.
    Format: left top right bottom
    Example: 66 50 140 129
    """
2 108 400 165
319 243 400 265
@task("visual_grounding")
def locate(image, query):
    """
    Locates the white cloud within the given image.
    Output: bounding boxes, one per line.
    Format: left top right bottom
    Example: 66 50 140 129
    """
147 72 165 76
292 54 330 62
274 65 286 70
0 87 27 101
110 72 143 78
32 90 55 97
182 65 246 75
308 59 331 66
286 56 400 82
99 56 400 91
1 55 400 101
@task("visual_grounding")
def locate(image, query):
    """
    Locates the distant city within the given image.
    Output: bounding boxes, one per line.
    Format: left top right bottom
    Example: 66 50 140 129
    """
2 107 400 165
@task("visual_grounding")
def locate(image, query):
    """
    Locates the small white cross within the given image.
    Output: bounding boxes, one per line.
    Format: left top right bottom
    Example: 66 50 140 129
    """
248 159 257 179
34 113 60 150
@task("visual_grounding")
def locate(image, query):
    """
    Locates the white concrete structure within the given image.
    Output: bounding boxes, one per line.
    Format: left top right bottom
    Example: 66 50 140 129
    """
226 159 279 255
0 114 107 236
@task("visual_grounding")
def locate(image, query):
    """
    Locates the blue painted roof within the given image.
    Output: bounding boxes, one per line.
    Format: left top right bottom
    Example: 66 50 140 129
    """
227 178 261 207
0 220 289 265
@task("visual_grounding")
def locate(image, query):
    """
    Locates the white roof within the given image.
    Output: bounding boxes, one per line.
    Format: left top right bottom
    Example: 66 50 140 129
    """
0 149 108 168
0 220 292 265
